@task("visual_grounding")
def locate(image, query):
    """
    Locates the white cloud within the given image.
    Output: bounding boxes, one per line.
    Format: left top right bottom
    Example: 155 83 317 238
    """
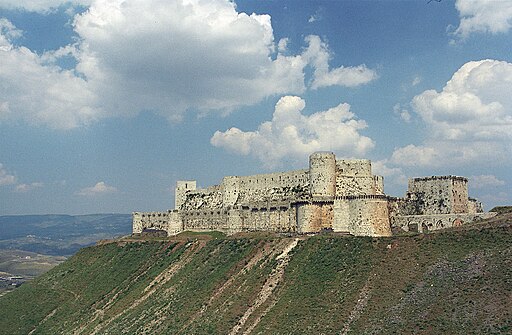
0 163 44 192
372 160 403 177
390 144 441 167
0 1 378 129
77 181 117 196
14 182 43 193
0 163 16 186
0 0 90 13
308 7 323 23
71 0 310 122
303 35 378 89
372 160 408 187
211 96 374 167
0 20 102 129
391 59 512 168
393 103 411 123
469 175 506 189
71 3 375 121
277 38 289 53
412 76 422 86
454 0 512 39
0 18 21 47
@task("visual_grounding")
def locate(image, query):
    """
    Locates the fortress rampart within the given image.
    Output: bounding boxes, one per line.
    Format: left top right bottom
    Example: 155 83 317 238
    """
133 152 494 237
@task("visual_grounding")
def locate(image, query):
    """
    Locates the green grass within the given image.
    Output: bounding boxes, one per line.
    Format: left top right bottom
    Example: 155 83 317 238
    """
176 230 227 239
253 236 376 334
0 220 510 334
490 206 512 214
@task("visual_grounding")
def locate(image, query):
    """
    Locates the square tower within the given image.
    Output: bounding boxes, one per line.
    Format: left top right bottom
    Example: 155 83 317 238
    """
407 176 469 214
175 180 196 210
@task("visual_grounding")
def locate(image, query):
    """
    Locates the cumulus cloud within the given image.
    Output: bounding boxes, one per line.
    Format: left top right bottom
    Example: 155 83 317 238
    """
211 96 374 167
71 3 375 120
71 0 310 121
14 182 43 193
391 144 442 167
0 19 102 129
391 59 512 168
0 1 377 128
453 0 512 39
372 160 408 187
77 181 117 196
469 175 506 189
303 35 378 89
0 0 90 13
0 18 21 45
0 163 16 186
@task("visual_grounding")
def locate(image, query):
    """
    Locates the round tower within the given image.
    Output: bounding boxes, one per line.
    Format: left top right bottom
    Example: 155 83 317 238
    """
309 152 336 200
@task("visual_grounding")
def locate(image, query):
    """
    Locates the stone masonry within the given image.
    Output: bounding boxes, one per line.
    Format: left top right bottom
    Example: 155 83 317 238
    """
133 152 495 237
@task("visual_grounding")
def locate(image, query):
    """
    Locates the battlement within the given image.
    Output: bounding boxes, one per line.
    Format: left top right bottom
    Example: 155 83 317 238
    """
133 152 490 237
335 194 389 201
411 175 468 183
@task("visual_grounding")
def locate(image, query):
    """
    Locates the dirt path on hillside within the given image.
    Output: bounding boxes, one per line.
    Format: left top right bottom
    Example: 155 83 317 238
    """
339 279 372 335
228 238 300 335
339 242 399 335
28 308 57 335
177 240 276 332
73 240 203 335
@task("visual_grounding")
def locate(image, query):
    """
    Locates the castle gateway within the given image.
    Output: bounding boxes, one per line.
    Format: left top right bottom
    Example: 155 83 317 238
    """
133 152 494 237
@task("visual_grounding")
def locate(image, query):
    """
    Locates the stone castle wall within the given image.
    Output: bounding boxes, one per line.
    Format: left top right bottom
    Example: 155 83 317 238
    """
391 212 495 233
298 202 334 233
468 198 483 214
132 211 171 234
180 170 310 211
335 159 383 197
167 204 299 235
133 152 490 238
407 176 469 215
333 195 391 236
451 177 469 214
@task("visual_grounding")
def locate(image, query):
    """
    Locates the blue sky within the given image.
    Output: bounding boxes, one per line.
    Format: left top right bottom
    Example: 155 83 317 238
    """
0 0 511 214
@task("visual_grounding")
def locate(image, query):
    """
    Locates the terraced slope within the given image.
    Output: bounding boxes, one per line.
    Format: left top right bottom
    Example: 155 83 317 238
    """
0 218 510 335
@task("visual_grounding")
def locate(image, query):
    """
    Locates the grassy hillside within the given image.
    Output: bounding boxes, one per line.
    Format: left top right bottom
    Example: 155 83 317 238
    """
0 218 510 334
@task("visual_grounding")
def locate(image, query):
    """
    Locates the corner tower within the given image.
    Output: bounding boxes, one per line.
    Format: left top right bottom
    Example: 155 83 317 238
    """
407 176 469 214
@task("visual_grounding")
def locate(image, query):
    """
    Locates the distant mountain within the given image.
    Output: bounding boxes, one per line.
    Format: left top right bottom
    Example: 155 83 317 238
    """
0 214 510 334
0 214 132 256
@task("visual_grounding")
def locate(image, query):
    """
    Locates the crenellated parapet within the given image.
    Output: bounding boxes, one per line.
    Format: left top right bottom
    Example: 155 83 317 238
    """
335 194 389 200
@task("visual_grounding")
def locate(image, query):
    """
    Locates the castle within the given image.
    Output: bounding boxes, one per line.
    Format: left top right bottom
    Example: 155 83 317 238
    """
132 152 494 237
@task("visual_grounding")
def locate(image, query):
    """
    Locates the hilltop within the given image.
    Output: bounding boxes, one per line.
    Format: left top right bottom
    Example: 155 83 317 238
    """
0 212 510 334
